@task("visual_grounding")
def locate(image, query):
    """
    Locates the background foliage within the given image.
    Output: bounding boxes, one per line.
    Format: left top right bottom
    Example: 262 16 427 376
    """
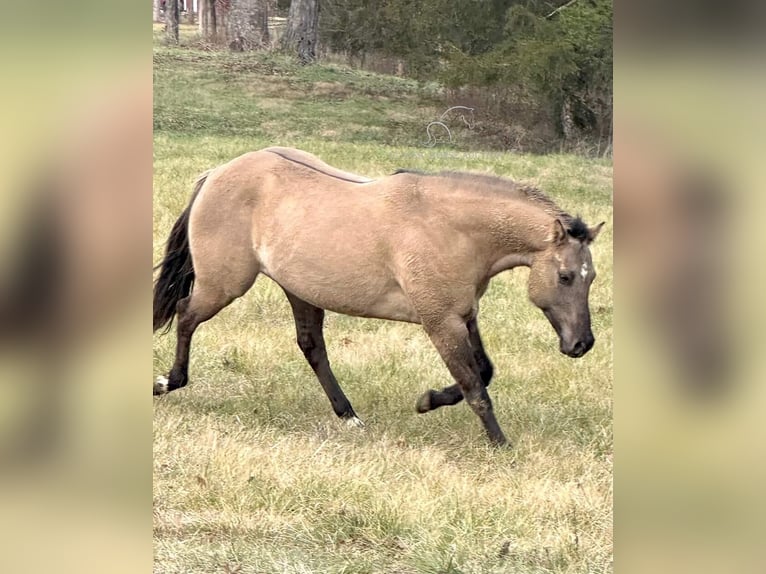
320 0 612 153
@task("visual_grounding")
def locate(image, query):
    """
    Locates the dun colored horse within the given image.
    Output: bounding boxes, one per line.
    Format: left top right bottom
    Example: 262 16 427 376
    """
153 147 604 446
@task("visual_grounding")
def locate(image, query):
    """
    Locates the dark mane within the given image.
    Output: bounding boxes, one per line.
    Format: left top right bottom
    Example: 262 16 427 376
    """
392 168 427 176
391 168 583 232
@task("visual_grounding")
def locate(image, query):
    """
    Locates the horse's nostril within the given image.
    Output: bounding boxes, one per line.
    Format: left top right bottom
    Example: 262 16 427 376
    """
572 341 586 356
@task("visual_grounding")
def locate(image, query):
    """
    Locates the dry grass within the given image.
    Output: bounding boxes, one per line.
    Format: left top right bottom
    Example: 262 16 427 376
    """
153 32 612 574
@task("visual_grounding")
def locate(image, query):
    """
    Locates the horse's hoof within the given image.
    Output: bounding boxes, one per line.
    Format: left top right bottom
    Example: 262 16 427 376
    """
415 390 433 413
344 416 365 429
490 436 512 449
153 376 169 395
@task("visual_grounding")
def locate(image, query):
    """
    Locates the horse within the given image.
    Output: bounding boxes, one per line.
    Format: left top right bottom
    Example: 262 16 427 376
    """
153 147 604 446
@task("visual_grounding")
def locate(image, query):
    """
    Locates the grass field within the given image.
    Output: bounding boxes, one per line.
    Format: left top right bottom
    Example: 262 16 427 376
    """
153 25 613 574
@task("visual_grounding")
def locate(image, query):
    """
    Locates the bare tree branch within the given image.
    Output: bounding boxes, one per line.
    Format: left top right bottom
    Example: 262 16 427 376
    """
546 0 578 19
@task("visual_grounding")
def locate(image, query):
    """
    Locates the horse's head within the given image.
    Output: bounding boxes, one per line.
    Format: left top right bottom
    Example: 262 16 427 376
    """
528 217 604 358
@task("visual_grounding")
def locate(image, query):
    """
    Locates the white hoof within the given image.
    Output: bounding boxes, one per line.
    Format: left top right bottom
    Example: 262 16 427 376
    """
153 375 169 395
345 416 365 429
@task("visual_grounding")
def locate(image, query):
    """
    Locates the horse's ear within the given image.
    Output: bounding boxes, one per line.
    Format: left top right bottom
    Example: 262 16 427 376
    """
588 222 605 243
549 219 568 245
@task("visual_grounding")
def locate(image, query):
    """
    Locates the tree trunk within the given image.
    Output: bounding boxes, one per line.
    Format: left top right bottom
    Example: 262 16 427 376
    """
165 0 179 44
199 0 208 37
227 0 270 51
281 0 319 64
561 97 575 143
199 0 219 41
181 0 195 24
153 0 162 23
218 1 229 41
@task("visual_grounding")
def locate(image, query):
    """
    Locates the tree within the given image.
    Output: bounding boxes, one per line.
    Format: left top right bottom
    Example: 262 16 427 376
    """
320 0 516 78
281 0 319 63
227 0 270 50
200 0 270 49
165 0 179 44
153 0 162 23
199 0 220 41
436 0 612 150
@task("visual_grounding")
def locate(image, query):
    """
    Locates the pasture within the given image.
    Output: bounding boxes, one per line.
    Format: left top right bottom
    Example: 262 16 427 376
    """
153 25 613 574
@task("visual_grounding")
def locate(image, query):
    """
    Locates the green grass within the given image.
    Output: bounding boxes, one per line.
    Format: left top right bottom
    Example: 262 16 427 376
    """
154 26 613 574
153 34 443 148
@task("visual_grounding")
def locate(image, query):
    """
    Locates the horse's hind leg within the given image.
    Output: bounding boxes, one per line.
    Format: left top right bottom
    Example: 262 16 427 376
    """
154 278 254 395
416 317 494 413
284 290 363 427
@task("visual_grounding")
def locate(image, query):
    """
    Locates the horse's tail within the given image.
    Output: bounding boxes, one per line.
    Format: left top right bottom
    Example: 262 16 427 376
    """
153 170 210 333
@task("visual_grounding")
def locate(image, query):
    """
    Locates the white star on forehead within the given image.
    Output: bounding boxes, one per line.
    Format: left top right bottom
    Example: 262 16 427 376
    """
580 262 589 279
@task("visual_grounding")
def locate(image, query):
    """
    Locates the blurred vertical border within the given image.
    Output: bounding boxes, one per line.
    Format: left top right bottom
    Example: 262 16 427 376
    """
0 1 152 573
616 0 766 572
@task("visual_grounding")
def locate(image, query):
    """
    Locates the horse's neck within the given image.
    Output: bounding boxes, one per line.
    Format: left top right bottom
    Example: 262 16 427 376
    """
485 200 550 276
487 252 535 276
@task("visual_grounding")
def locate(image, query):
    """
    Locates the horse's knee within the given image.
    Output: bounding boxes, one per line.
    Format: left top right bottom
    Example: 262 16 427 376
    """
465 387 494 416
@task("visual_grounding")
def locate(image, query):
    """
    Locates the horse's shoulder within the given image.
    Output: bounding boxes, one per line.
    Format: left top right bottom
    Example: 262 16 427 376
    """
373 174 431 211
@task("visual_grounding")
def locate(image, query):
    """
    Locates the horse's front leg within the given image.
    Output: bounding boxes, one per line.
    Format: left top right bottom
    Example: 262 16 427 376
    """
416 316 494 412
422 315 508 446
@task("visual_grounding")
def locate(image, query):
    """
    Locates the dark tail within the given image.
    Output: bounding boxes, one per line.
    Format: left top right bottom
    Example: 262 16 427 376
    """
153 171 210 333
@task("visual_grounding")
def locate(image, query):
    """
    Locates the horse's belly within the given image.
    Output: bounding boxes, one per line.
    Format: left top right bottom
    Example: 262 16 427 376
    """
256 217 421 322
264 265 420 323
347 288 421 323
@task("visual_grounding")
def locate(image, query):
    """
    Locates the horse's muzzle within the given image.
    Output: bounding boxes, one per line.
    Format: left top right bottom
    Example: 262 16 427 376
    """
561 333 595 358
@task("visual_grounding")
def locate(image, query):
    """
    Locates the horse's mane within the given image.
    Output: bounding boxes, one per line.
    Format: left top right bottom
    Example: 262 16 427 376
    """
393 169 588 239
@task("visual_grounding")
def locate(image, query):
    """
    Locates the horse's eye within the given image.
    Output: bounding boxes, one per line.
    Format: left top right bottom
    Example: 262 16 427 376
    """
558 272 574 286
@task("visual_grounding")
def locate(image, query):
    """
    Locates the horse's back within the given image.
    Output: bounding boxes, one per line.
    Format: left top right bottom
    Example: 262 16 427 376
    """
261 147 374 184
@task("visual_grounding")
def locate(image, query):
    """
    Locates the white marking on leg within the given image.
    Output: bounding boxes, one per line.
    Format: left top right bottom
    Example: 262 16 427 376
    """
154 375 169 394
580 262 589 279
345 416 365 429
